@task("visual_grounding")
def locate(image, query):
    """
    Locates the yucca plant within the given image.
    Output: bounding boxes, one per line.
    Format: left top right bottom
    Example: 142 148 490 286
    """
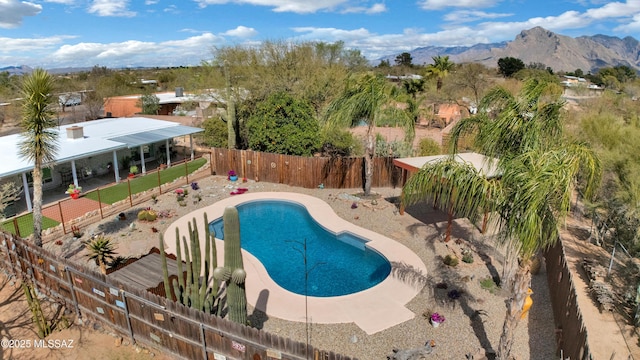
85 236 117 274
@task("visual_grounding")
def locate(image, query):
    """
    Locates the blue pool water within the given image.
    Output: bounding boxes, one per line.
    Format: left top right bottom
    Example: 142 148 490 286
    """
209 200 391 297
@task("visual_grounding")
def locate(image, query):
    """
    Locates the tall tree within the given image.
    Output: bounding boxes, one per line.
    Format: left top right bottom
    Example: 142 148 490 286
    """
394 52 413 67
425 55 454 91
246 92 320 156
401 79 601 359
497 57 525 78
325 72 414 196
18 68 59 247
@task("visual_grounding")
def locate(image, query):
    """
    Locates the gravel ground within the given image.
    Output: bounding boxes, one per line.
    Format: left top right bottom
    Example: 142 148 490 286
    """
46 174 557 360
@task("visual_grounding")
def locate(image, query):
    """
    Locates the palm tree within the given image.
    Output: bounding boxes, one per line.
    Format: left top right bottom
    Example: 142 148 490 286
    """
85 236 117 275
425 55 454 91
325 72 414 196
18 68 59 247
401 78 601 360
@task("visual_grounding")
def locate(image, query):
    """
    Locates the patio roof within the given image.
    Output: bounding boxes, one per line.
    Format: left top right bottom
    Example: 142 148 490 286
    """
0 117 203 179
393 152 501 179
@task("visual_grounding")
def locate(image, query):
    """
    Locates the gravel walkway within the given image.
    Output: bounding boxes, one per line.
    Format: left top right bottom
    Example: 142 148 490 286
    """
48 175 557 359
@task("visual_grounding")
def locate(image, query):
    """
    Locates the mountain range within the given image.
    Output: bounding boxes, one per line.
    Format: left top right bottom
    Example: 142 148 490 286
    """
383 27 640 73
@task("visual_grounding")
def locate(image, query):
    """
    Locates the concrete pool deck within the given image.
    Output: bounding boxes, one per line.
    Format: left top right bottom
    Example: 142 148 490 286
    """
163 192 427 335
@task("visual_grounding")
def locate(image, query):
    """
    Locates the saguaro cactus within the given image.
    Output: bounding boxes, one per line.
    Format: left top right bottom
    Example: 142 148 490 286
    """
213 206 247 325
160 214 218 313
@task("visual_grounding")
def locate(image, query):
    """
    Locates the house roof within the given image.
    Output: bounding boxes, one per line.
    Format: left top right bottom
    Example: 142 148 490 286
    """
393 152 501 179
0 117 203 179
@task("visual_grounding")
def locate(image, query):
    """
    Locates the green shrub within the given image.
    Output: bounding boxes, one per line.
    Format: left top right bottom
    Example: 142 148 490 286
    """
320 127 361 156
417 138 442 156
199 116 228 148
443 254 459 267
374 134 412 157
480 277 498 294
246 92 321 156
137 210 148 221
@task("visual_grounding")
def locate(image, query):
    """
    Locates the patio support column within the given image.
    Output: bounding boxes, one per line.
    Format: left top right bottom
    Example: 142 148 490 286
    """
189 134 194 161
165 139 171 167
139 145 146 174
112 151 121 183
21 173 32 212
70 160 79 187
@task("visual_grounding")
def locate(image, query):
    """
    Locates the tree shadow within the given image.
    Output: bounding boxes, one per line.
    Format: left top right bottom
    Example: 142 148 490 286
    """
389 260 496 357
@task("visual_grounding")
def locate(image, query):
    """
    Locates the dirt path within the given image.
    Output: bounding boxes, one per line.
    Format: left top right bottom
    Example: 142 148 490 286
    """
0 272 172 360
561 215 640 359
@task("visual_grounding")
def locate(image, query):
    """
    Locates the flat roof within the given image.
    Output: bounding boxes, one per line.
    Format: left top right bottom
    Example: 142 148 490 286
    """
0 117 203 179
393 152 501 179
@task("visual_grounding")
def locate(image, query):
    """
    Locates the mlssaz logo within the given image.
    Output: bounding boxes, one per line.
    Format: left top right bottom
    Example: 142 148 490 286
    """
34 339 74 349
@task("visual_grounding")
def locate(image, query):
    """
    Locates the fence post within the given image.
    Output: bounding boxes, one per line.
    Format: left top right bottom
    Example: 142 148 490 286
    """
209 151 214 176
64 267 82 323
12 217 20 238
157 169 162 195
58 201 66 234
121 292 136 345
199 323 207 360
127 179 133 207
1 234 15 276
185 160 189 184
97 189 104 219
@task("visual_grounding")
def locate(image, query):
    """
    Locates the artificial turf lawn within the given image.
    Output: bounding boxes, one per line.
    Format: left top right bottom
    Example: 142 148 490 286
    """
1 213 59 237
84 158 207 204
1 158 206 235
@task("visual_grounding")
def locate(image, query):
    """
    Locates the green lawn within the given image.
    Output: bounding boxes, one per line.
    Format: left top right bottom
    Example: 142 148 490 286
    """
1 158 206 236
85 158 207 204
1 213 59 237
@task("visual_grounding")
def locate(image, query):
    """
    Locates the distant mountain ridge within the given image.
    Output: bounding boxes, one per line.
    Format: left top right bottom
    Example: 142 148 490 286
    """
384 27 640 73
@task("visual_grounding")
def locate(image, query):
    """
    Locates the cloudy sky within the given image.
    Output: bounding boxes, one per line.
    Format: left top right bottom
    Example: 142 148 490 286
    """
1 0 640 69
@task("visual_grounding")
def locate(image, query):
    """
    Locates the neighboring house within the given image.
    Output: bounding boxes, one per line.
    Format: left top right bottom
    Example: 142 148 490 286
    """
0 117 203 212
561 75 587 87
435 103 464 126
103 88 225 118
385 74 423 82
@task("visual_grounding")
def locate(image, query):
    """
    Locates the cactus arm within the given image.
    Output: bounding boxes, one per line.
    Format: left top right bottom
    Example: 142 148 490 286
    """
222 206 248 325
160 234 172 300
183 235 191 307
175 227 184 302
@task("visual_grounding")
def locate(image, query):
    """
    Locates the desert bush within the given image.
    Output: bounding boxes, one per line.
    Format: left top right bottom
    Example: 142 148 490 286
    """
417 138 441 156
443 254 459 267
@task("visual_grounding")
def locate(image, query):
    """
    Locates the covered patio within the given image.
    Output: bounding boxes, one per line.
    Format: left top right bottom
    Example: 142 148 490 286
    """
0 117 203 215
393 152 501 238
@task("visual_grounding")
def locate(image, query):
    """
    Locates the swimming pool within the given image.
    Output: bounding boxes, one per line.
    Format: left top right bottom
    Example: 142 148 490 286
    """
209 200 391 297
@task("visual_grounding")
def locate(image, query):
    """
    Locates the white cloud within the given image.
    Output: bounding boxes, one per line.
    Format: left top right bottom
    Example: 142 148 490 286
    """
223 26 258 37
0 36 72 53
164 5 179 13
585 0 640 20
614 13 640 32
342 2 387 14
88 0 136 17
50 33 223 67
418 0 500 10
145 0 159 4
44 0 76 4
194 0 349 13
0 0 42 29
444 10 512 23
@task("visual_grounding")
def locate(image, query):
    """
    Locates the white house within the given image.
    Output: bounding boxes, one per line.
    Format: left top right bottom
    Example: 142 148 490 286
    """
0 117 203 212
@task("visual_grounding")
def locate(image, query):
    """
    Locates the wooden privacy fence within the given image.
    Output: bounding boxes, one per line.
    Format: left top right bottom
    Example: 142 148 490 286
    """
210 148 402 189
0 232 356 360
4 155 212 240
544 241 592 360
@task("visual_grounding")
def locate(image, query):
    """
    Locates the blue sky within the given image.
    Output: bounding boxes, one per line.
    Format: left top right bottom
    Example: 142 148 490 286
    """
1 0 640 69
